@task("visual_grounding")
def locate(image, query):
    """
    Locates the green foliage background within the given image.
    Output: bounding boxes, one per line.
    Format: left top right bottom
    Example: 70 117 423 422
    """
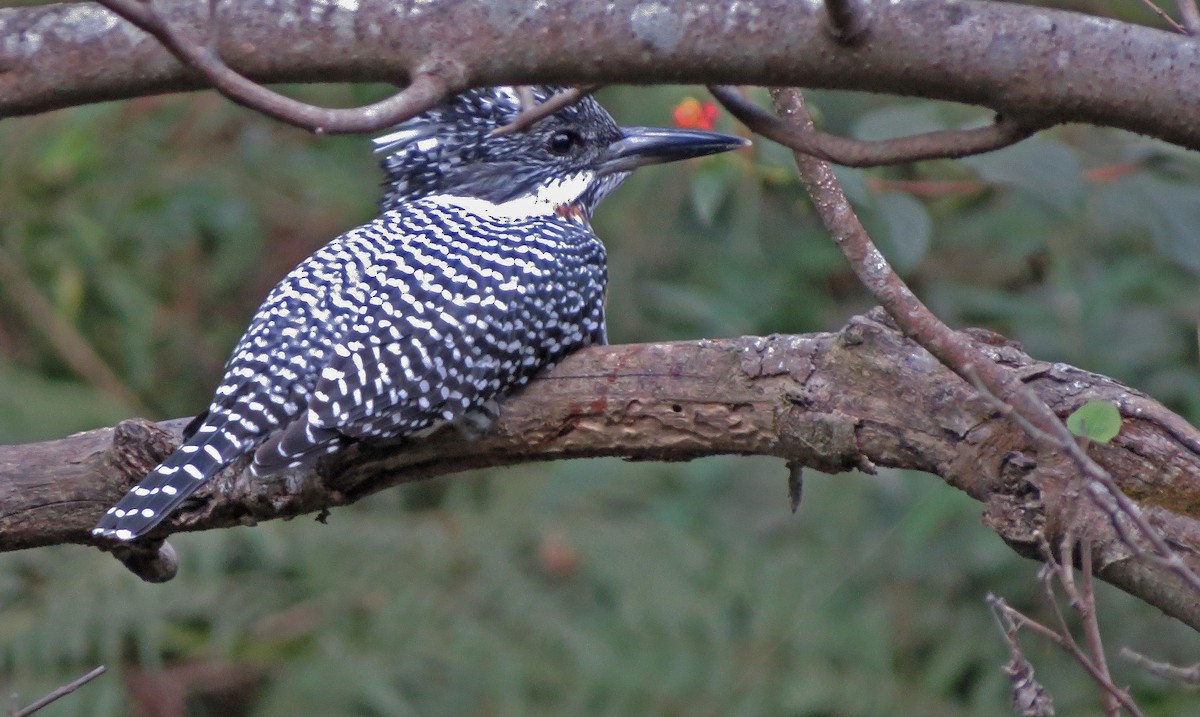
3 78 1200 715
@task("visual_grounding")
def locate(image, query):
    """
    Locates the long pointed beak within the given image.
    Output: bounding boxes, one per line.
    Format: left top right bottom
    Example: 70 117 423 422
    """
598 127 749 175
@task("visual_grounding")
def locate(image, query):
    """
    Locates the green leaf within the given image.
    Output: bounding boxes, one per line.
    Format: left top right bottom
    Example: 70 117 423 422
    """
1066 400 1122 443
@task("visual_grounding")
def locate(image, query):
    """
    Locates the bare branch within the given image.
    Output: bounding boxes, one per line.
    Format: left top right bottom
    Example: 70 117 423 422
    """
4 1 1200 149
1076 540 1125 717
710 85 1043 167
93 0 451 133
1135 0 1189 34
987 594 1056 716
993 592 1145 717
1121 647 1200 684
3 320 1200 628
1037 539 1141 717
12 666 106 717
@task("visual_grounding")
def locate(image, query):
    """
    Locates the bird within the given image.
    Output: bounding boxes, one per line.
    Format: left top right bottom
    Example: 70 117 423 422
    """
92 85 748 541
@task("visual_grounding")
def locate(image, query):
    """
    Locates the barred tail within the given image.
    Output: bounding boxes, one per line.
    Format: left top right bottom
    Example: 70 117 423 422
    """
250 418 344 476
92 425 245 541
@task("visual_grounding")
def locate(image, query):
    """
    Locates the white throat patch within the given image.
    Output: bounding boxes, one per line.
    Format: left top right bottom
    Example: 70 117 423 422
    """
431 172 595 222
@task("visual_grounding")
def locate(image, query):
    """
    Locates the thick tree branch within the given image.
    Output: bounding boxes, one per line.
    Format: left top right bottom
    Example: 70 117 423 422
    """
4 1 1200 150
3 314 1200 628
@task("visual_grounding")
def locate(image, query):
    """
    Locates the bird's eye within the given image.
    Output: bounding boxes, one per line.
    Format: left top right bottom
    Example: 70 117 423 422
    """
547 130 580 155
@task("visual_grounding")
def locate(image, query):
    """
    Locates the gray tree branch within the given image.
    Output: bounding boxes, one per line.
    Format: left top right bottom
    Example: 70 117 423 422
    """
3 312 1200 629
3 0 1200 148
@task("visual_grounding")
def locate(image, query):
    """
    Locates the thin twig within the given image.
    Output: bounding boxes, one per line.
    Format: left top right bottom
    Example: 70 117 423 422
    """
1088 474 1200 595
95 0 450 133
12 666 106 717
1037 538 1127 717
961 366 1057 445
490 85 602 136
1136 0 1189 33
0 243 150 415
1121 647 1200 684
987 594 1056 716
514 85 538 113
995 592 1147 717
710 85 1045 167
1037 561 1087 670
1077 538 1123 717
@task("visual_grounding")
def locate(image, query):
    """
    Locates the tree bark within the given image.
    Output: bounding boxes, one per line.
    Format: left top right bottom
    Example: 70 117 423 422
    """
3 0 1200 149
3 311 1200 627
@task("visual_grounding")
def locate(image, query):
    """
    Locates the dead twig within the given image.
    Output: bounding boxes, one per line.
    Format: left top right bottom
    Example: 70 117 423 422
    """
11 666 106 717
993 588 1146 717
987 594 1055 716
95 0 450 133
1037 538 1137 717
1135 0 1189 33
710 85 1045 167
1075 539 1123 717
1120 647 1200 685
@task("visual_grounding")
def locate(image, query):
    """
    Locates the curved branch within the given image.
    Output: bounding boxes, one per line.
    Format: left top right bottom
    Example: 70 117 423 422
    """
95 0 451 133
3 316 1200 629
2 1 1200 149
709 85 1042 166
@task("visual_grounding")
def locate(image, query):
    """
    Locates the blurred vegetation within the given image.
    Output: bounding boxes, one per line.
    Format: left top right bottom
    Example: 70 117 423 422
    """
3 74 1200 715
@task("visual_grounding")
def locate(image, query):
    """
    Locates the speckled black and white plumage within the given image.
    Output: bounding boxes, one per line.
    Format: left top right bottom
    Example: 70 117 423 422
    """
93 86 747 541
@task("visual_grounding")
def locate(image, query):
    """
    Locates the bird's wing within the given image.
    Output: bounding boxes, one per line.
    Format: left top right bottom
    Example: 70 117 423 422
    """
252 211 607 472
250 303 522 471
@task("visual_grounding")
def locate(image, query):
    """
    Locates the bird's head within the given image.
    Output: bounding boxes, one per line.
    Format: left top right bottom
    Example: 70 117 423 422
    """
374 86 748 219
